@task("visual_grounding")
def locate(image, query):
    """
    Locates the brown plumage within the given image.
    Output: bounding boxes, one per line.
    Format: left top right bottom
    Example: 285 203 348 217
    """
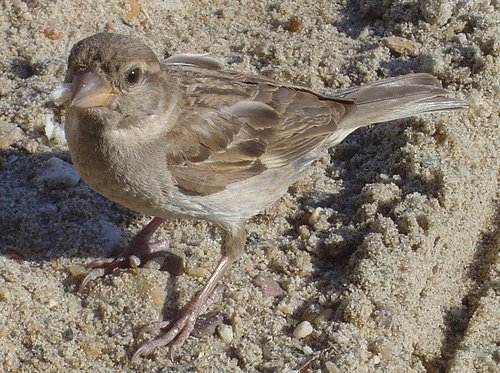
54 32 467 362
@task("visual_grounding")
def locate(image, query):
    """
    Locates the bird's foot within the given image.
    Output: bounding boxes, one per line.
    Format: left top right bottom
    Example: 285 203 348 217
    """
131 284 226 362
79 217 165 291
79 256 134 291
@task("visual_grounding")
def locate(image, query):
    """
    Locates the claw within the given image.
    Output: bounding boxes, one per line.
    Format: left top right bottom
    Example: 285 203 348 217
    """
131 313 197 363
132 330 177 363
137 320 172 339
78 218 166 291
130 261 231 363
78 257 127 291
79 268 107 291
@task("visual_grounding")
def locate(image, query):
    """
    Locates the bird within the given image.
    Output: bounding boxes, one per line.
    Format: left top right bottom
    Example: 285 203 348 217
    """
52 32 467 362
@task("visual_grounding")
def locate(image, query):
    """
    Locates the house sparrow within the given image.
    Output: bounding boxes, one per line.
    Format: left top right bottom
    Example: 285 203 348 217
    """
53 32 467 362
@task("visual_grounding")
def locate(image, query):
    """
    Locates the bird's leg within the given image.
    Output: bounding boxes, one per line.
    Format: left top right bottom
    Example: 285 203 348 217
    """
132 256 232 362
131 224 246 362
79 217 165 290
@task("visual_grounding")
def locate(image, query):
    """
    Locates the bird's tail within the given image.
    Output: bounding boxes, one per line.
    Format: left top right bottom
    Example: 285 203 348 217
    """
334 73 468 129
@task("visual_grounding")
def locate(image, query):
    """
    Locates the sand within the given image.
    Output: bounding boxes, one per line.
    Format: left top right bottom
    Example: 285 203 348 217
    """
0 0 498 372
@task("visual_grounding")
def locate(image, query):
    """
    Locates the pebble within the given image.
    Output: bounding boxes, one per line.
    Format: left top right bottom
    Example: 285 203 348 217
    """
128 255 141 269
47 298 58 309
382 36 418 55
36 157 80 188
192 311 224 338
293 320 313 339
298 225 310 238
302 345 314 355
252 275 284 297
308 207 322 226
187 266 209 278
324 361 341 373
217 324 234 343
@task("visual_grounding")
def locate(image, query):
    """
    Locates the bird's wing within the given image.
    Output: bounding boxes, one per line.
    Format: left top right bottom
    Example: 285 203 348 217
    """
162 63 355 195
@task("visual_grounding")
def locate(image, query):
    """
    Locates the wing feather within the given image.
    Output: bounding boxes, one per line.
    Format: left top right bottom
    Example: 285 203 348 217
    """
163 64 354 195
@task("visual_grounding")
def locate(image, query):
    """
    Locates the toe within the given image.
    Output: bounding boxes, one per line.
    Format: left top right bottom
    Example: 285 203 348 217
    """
78 257 127 290
79 268 107 291
137 320 171 339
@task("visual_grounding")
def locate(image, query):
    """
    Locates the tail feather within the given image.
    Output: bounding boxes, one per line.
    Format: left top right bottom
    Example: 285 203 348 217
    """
334 73 468 128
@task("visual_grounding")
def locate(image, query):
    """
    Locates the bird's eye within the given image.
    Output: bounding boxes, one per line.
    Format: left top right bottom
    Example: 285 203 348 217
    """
125 67 142 85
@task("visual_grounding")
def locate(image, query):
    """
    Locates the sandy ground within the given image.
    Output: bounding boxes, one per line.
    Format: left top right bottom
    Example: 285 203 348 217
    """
0 0 498 372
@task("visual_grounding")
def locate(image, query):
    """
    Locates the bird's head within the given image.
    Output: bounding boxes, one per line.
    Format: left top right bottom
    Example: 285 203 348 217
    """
61 32 170 119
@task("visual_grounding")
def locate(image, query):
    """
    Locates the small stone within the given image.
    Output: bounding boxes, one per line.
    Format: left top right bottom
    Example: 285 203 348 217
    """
282 196 295 208
382 36 418 55
252 275 284 297
36 157 80 188
44 28 64 40
187 266 209 278
129 255 141 269
302 345 314 355
308 207 322 226
192 311 224 337
324 361 341 373
293 320 313 339
298 225 310 238
217 324 234 343
47 298 58 308
20 139 39 153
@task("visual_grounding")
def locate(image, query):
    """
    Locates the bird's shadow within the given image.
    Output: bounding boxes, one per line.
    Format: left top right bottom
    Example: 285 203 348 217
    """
0 148 136 263
1 146 190 308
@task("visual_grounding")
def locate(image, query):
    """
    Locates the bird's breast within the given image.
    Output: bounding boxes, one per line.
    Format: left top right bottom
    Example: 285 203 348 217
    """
64 110 176 217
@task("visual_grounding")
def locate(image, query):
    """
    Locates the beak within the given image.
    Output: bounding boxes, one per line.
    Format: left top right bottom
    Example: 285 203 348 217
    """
70 69 116 108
